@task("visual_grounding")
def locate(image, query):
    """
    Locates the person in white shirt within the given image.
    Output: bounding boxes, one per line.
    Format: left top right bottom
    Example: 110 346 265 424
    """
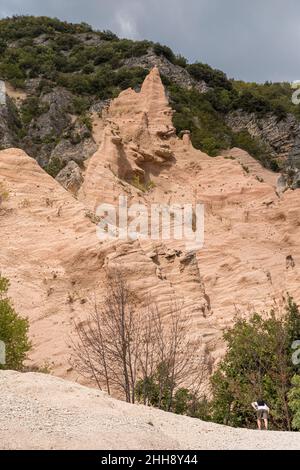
251 399 270 430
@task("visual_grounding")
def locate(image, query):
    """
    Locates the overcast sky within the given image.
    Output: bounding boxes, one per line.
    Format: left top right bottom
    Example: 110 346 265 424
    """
0 0 299 82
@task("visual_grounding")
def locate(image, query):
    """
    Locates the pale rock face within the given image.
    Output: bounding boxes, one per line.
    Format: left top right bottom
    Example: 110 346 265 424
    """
55 160 83 195
0 68 300 378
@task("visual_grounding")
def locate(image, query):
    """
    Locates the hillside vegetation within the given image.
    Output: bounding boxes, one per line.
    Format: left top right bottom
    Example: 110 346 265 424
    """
0 15 299 168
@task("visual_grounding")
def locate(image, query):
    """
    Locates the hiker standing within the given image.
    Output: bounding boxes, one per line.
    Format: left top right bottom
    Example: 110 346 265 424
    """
251 399 270 430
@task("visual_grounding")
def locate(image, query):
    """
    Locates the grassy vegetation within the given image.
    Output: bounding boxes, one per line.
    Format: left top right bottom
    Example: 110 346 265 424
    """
0 15 299 168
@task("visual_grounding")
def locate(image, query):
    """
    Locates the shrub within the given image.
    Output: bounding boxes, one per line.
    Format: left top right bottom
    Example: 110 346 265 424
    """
82 63 94 74
0 39 7 54
56 33 79 51
169 84 232 156
0 15 92 41
233 80 294 119
99 30 118 41
0 276 31 370
174 54 187 68
94 46 114 65
45 156 65 177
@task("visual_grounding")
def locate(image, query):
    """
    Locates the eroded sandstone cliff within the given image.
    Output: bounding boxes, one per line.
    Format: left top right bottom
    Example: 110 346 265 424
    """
0 67 299 375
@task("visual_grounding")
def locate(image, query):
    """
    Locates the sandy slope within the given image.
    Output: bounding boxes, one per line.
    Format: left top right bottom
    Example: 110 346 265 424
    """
0 371 299 450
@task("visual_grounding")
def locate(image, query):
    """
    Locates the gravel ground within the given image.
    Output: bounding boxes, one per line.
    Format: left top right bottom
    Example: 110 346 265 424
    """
0 371 300 450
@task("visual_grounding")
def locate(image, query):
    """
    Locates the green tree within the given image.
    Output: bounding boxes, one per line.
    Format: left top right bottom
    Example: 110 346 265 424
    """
211 298 300 430
0 276 31 370
288 375 300 430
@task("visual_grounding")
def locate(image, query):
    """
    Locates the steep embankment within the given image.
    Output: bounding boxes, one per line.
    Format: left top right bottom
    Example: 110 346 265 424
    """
1 370 300 450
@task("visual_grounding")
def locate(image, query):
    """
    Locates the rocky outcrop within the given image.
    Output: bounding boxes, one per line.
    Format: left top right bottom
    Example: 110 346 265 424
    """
123 49 209 93
79 66 177 209
227 110 300 167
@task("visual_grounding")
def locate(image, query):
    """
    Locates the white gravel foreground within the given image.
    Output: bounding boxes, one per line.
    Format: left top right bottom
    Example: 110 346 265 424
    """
0 371 299 450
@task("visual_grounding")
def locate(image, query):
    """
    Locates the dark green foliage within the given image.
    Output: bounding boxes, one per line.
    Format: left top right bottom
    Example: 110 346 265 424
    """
210 296 300 430
3 96 23 138
153 43 176 63
0 60 26 88
233 80 298 119
153 43 188 67
0 15 92 40
57 66 147 98
231 90 288 120
99 30 119 41
0 15 299 169
0 276 31 370
174 55 188 68
0 39 7 54
72 96 91 115
231 130 279 171
94 46 113 65
286 295 300 341
82 63 95 74
79 114 92 132
232 91 274 117
135 362 210 420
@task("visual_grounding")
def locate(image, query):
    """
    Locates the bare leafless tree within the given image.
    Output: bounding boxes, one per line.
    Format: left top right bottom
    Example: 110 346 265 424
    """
71 269 211 405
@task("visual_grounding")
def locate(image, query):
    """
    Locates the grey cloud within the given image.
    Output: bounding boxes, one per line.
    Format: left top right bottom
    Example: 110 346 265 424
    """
0 0 299 82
